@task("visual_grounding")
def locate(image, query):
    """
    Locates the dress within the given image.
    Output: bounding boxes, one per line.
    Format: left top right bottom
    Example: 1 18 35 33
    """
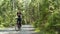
17 15 21 26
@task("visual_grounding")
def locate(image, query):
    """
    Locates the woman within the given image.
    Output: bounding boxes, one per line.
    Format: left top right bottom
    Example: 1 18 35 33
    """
17 11 22 29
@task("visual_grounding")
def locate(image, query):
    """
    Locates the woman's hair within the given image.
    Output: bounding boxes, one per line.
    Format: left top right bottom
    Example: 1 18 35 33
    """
17 11 21 15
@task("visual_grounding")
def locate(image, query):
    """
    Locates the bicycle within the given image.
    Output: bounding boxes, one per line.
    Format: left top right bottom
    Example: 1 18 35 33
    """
15 18 22 31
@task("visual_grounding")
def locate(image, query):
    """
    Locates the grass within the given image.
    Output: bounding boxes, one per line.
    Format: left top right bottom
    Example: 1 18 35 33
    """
34 28 40 32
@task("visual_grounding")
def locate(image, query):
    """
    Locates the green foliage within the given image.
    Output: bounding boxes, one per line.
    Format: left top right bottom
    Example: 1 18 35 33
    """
0 0 18 27
29 0 60 34
0 0 60 34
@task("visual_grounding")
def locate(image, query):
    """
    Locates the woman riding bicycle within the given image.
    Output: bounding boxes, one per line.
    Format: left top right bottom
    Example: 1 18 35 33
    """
17 11 22 30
